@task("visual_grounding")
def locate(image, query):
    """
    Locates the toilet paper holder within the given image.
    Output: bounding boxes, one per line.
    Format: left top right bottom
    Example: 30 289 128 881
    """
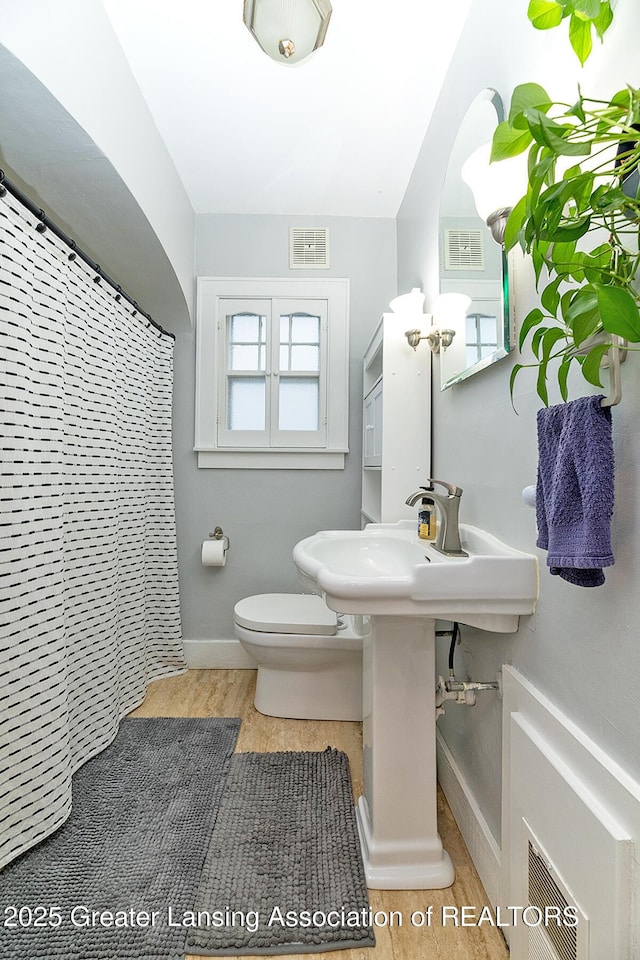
208 525 230 551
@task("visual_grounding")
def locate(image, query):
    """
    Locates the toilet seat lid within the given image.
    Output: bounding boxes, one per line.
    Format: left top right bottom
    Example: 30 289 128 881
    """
234 593 338 636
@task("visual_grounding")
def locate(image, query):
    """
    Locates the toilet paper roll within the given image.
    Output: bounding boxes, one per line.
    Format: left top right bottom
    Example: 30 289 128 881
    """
201 539 227 567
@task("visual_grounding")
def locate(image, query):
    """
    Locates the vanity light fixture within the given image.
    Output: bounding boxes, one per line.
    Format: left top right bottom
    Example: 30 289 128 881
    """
387 287 447 353
461 143 528 245
404 318 456 354
405 292 471 353
243 0 332 65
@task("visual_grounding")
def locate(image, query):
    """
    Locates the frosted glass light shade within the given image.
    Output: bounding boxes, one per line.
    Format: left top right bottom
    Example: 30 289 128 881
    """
243 0 332 65
389 287 425 315
461 143 528 223
433 293 472 328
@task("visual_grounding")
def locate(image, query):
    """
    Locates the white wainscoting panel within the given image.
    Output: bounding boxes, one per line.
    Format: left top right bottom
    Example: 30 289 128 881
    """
501 666 640 959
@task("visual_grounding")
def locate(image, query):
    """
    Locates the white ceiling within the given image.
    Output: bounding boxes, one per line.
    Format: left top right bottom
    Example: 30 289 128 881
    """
101 0 471 219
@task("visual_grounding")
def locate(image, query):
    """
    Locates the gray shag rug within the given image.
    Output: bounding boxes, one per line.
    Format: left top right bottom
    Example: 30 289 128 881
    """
186 748 375 956
0 716 241 960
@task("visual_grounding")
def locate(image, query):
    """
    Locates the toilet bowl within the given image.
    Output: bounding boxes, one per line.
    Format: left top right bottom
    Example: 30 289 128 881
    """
233 593 365 721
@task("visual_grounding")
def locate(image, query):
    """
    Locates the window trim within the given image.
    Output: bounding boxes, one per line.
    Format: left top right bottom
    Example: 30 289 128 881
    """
195 277 350 469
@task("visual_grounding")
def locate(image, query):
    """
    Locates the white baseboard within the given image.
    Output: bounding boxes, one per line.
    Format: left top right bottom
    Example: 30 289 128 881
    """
183 638 257 669
436 727 501 908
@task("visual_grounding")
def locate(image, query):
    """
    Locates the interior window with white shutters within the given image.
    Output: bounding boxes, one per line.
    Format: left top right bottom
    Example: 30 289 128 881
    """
195 278 349 469
217 297 327 449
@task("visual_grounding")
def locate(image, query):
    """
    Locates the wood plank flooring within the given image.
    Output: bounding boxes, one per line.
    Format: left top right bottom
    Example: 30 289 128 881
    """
130 669 509 960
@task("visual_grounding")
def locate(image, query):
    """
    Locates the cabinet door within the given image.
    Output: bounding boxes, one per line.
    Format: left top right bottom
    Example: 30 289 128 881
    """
363 378 383 467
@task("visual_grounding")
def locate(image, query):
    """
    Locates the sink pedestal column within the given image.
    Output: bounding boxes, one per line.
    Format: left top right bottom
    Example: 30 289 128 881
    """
356 614 454 889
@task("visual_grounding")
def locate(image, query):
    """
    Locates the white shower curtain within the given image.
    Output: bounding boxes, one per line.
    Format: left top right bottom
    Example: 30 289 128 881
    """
0 194 186 869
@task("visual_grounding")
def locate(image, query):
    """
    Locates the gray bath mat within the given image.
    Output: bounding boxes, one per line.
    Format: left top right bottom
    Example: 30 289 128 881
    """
186 748 375 955
0 716 241 960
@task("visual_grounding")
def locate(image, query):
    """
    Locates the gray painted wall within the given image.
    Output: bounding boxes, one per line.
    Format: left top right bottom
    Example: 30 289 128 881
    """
175 214 397 643
397 0 640 844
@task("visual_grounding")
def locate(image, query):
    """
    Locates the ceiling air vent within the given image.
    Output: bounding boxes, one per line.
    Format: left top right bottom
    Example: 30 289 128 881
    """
290 227 330 269
444 228 484 271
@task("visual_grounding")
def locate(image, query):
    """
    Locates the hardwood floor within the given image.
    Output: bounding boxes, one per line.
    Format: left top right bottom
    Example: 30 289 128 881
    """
130 669 509 960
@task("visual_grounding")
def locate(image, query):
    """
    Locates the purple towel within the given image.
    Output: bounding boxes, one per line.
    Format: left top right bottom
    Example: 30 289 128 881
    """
536 395 614 587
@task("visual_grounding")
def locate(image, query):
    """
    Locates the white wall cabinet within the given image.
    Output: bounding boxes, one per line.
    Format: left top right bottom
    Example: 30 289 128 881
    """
361 314 431 524
363 377 383 467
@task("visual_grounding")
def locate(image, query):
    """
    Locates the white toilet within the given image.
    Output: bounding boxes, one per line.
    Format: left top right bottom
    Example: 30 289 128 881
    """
233 593 366 721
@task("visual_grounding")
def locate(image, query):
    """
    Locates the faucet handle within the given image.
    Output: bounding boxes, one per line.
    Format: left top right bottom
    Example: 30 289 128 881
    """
425 478 463 498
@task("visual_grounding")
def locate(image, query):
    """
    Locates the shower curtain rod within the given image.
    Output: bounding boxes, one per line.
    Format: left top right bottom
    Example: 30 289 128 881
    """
0 169 175 341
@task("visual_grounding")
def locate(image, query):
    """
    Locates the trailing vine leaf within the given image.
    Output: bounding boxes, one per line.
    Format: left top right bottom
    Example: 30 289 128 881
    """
569 13 593 64
519 308 546 351
568 99 587 122
541 326 568 360
530 242 547 284
509 362 528 411
550 240 576 269
558 357 573 400
581 342 610 386
592 0 613 39
491 121 533 161
527 0 564 30
568 251 586 283
529 154 557 207
536 358 551 406
525 109 592 155
526 0 613 61
539 217 591 242
559 288 576 321
564 285 601 345
504 195 528 252
594 284 640 339
571 173 595 212
532 325 547 359
572 0 601 21
508 83 553 126
592 185 628 212
610 88 633 111
540 276 564 315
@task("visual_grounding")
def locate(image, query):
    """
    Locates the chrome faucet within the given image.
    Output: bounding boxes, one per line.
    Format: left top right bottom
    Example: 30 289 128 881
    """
406 480 468 557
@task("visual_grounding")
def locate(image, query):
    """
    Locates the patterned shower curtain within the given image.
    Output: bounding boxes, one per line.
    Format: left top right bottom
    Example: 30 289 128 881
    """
0 194 186 869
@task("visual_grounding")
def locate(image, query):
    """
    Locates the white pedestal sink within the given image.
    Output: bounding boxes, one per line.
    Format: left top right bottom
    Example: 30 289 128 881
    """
293 520 538 890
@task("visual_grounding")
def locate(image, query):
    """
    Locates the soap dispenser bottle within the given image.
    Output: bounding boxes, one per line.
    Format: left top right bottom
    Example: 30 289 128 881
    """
418 498 436 541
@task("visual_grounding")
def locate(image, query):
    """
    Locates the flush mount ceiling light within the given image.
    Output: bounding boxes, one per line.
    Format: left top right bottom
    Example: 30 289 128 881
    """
243 0 332 65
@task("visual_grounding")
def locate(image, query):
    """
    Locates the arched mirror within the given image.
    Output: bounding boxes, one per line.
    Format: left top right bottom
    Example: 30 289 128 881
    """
438 89 512 390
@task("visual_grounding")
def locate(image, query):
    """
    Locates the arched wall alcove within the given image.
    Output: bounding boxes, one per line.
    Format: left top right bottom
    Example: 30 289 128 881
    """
0 41 194 333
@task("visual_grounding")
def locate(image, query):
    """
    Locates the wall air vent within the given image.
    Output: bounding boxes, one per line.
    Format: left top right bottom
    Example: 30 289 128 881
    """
444 228 484 271
290 227 330 269
525 827 589 960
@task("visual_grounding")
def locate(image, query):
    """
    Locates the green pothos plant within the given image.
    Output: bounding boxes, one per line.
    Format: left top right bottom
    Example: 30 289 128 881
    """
527 0 614 65
491 0 640 406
